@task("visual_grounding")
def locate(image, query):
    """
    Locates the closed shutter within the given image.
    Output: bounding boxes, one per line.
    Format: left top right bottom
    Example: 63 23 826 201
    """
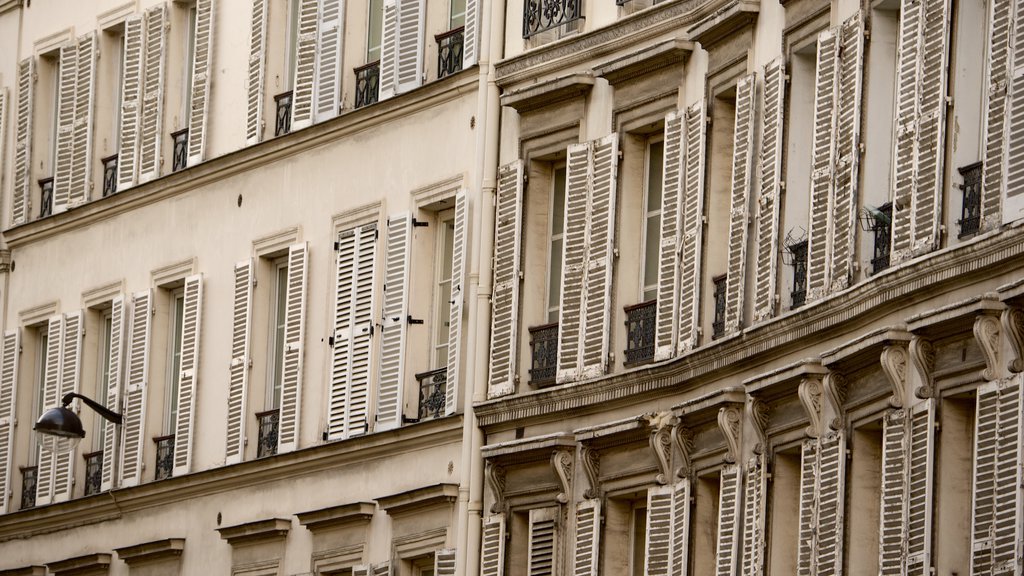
117 16 144 191
806 29 838 301
528 507 559 576
980 0 1013 229
69 32 97 207
723 74 756 334
488 161 524 398
53 311 83 503
277 242 308 453
654 112 684 360
378 0 399 99
290 0 318 129
670 477 692 575
435 548 457 576
120 289 151 487
12 57 34 226
891 0 923 262
394 0 425 93
905 399 936 575
556 142 589 384
172 274 203 476
352 566 371 576
879 409 907 575
245 0 268 144
35 316 63 505
225 260 253 464
573 499 600 576
580 134 618 379
1006 1 1024 217
0 89 6 211
446 191 468 415
741 454 767 576
52 43 78 214
715 463 743 576
100 296 126 490
645 484 674 576
753 59 786 322
815 429 846 575
970 381 1000 574
376 214 411 431
314 0 344 122
677 100 706 353
186 0 215 166
830 14 864 292
138 4 166 183
329 223 378 440
481 514 506 576
462 0 478 67
796 439 817 576
0 330 20 515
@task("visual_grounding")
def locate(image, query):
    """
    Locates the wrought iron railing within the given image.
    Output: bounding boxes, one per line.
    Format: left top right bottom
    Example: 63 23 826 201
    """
275 91 293 137
355 61 380 109
871 202 893 274
437 27 464 79
958 161 982 238
416 367 448 421
712 276 727 339
39 177 54 218
789 240 808 308
154 435 174 480
529 322 558 385
20 466 37 510
257 409 279 458
101 154 118 197
624 300 656 365
171 128 189 172
84 451 103 496
523 0 581 38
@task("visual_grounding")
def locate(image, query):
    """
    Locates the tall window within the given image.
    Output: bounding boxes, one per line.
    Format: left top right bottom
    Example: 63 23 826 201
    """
449 0 466 28
93 312 114 450
546 165 567 323
182 4 198 120
31 329 50 465
366 0 384 62
433 214 456 368
641 139 664 302
267 261 289 410
285 0 301 89
164 290 186 434
630 502 647 576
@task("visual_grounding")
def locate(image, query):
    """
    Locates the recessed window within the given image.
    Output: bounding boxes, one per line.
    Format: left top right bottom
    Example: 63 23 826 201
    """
164 289 186 435
267 260 289 410
641 139 664 303
366 0 384 63
433 214 456 368
546 164 567 323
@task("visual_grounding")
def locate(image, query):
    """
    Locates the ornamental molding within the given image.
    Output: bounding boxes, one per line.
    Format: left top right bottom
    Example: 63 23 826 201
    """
909 337 936 399
747 396 770 454
672 425 695 479
485 462 506 514
880 343 909 408
551 449 574 505
1001 307 1024 373
822 372 847 432
797 377 823 438
649 425 674 485
718 406 742 464
974 313 1002 381
580 446 601 499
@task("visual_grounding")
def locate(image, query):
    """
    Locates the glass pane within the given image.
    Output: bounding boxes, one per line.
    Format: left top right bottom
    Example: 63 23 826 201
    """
646 141 664 213
450 0 466 28
271 264 289 408
435 218 456 368
552 166 567 236
286 0 301 87
184 7 197 105
643 212 660 301
97 314 113 449
168 293 185 432
367 0 384 62
547 237 562 322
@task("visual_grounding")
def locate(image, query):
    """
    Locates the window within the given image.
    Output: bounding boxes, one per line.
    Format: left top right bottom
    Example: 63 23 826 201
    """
432 215 456 369
164 290 186 435
692 471 722 574
268 260 289 411
546 165 567 323
641 139 664 303
438 0 466 79
449 0 466 28
285 0 301 90
31 327 50 466
93 312 114 452
847 421 883 576
182 4 198 121
366 0 384 63
768 446 801 575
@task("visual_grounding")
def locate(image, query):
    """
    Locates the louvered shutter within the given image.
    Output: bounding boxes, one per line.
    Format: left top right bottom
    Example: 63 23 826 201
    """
462 0 478 67
225 260 253 464
12 58 34 225
52 43 78 214
830 14 864 292
291 0 319 129
53 311 83 503
100 296 126 490
138 4 167 183
580 134 618 379
715 463 743 576
488 161 524 398
796 439 817 576
117 16 144 190
35 316 63 506
329 223 377 440
376 215 411 431
245 0 268 144
806 29 838 301
378 0 399 99
0 88 6 210
120 290 151 487
394 0 424 93
573 499 600 576
905 399 936 574
645 484 674 576
890 0 922 262
186 0 215 166
69 32 97 207
670 478 691 576
481 514 506 576
1005 2 1024 217
172 274 202 476
815 430 846 575
352 566 371 576
435 549 457 576
277 243 308 453
753 59 785 322
314 0 344 122
0 330 20 515
723 74 756 334
741 454 767 576
654 112 684 360
980 0 1013 229
556 142 589 384
373 562 392 576
879 409 907 575
677 100 706 353
528 507 559 576
446 191 468 415
970 381 1000 574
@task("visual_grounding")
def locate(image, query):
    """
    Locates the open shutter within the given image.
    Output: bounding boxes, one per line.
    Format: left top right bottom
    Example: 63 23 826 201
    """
1005 0 1024 222
806 29 839 301
481 514 507 576
245 0 268 144
446 191 468 415
753 59 786 322
120 290 151 487
971 381 1000 574
462 0 478 67
992 379 1023 573
372 562 392 576
796 439 817 576
488 161 524 398
277 242 308 454
226 260 253 464
314 0 344 122
101 296 126 490
186 0 215 166
376 214 411 431
291 0 319 130
556 142 589 384
35 317 63 506
69 32 97 207
12 58 34 226
905 399 936 575
573 499 600 576
378 0 399 99
741 454 767 576
395 0 425 93
435 549 457 576
830 14 864 292
580 134 618 379
138 4 167 183
677 100 706 353
815 429 846 576
980 0 1013 229
53 311 83 503
715 463 743 576
654 112 684 360
0 330 20 515
723 74 756 334
890 0 923 262
670 478 692 576
172 274 202 476
879 409 908 575
117 16 144 191
52 43 78 214
528 507 559 576
645 484 674 576
0 89 6 209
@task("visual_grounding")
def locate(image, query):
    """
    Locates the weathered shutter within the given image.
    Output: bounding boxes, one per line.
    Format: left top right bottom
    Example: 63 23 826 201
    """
556 142 589 384
905 399 936 574
462 0 478 67
815 429 846 575
0 88 6 209
52 42 78 214
245 0 268 144
120 290 151 487
53 311 83 503
715 463 743 576
670 478 692 576
435 548 457 576
138 4 166 183
488 161 524 398
980 0 1013 229
314 0 344 122
100 296 126 490
445 191 468 415
35 316 63 505
117 16 144 191
990 379 1022 574
172 274 202 476
753 59 786 322
528 507 559 576
796 439 817 576
376 215 411 431
806 29 839 301
225 260 253 464
378 0 399 99
890 0 923 262
352 566 371 576
879 409 907 575
654 112 684 360
1005 0 1024 221
573 499 600 576
970 381 1000 574
372 562 392 576
12 58 35 225
481 514 507 576
723 74 756 334
395 0 424 93
329 223 378 440
677 100 706 353
277 242 308 453
741 454 767 576
69 32 97 207
0 330 20 515
186 0 215 166
291 0 319 130
580 134 618 379
645 484 674 576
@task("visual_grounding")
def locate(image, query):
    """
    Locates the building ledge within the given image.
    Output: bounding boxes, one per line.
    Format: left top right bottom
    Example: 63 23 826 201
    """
377 484 459 517
820 326 912 373
296 502 375 532
500 73 595 113
217 518 291 546
686 0 759 47
574 414 651 447
672 386 745 426
46 553 111 576
742 359 827 398
594 37 693 85
481 432 575 465
114 538 185 565
905 293 1003 338
0 567 45 576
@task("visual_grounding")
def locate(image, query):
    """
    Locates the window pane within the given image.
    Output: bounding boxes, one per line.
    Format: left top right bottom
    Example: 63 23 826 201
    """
646 141 664 213
450 0 466 28
552 167 567 236
547 237 562 322
286 0 301 88
367 0 384 62
271 264 289 408
96 314 113 449
643 213 660 302
168 293 185 432
435 218 456 368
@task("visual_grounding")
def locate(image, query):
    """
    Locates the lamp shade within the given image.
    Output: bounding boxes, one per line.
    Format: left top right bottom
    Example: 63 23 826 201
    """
34 406 86 439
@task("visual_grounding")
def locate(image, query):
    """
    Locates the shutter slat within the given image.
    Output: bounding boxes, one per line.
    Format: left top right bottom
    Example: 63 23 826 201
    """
0 330 20 514
172 274 202 475
992 379 1022 572
655 112 684 360
277 243 308 453
120 290 151 487
462 0 478 67
556 142 590 384
69 32 97 207
645 484 674 576
52 43 78 214
117 17 144 190
246 0 268 144
891 0 923 261
715 463 743 576
291 0 319 128
677 100 706 353
481 514 506 576
378 0 398 99
394 0 425 93
435 548 457 576
376 215 412 430
879 409 907 575
573 499 600 576
101 297 126 490
488 161 524 398
528 507 559 576
225 261 253 464
13 57 36 225
815 430 846 575
1005 0 1024 209
905 400 936 574
446 191 468 415
314 0 344 122
806 29 839 301
724 74 756 333
670 478 691 575
796 440 817 576
186 0 215 166
753 59 786 322
138 4 167 182
970 381 1000 573
53 311 83 502
980 0 1013 228
35 317 63 505
741 454 767 576
580 134 618 378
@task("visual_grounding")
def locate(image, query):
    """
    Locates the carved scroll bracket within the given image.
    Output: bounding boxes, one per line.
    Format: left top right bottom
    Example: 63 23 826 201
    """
580 446 601 499
974 313 1002 381
551 449 574 505
672 425 694 479
650 425 674 485
1002 307 1024 373
718 406 742 464
485 462 507 514
909 337 936 399
823 371 848 431
798 377 823 438
880 343 908 408
747 396 770 454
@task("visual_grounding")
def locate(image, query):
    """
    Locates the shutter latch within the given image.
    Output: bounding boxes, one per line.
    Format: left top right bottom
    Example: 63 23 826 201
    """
412 218 430 228
407 315 424 325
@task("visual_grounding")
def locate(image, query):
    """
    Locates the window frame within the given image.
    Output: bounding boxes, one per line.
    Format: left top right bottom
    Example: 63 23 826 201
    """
545 162 567 324
431 209 457 370
163 287 186 435
639 136 664 303
266 258 289 411
93 310 114 451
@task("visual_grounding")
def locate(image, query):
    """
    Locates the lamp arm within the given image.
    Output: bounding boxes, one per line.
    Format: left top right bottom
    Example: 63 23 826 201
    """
62 392 123 426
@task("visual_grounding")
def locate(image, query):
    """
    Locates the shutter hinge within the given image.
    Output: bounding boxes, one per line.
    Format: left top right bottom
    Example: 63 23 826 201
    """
617 150 624 161
334 241 340 251
523 173 529 185
407 315 424 325
322 431 328 441
412 218 429 228
328 335 335 347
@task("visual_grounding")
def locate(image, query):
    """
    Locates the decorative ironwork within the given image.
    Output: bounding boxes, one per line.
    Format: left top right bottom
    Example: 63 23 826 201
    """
20 467 37 510
257 409 279 458
870 202 893 274
171 128 189 172
355 61 380 109
624 300 656 365
39 177 54 218
788 240 808 308
958 161 982 238
712 276 727 339
437 27 464 79
83 451 103 496
523 0 581 38
154 435 174 480
529 322 558 385
416 367 448 420
275 91 293 136
101 154 118 197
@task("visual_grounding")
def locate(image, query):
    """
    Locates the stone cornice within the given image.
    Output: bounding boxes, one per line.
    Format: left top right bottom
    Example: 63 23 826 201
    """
687 0 759 47
296 502 375 532
377 484 459 516
46 553 111 576
481 433 575 465
217 519 290 546
113 538 185 565
905 293 1004 337
500 73 595 112
0 567 45 576
594 38 693 85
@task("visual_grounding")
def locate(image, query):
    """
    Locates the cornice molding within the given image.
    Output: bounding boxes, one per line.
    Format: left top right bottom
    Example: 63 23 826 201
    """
217 519 290 546
377 484 459 516
296 502 375 531
46 553 111 575
113 538 185 565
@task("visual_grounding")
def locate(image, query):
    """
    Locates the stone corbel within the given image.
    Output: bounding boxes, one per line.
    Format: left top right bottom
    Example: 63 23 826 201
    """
974 312 1002 381
880 343 908 408
1002 307 1024 373
718 406 742 464
650 425 674 485
551 449 574 505
747 396 770 455
580 446 601 499
797 377 823 438
823 371 848 431
485 461 506 514
909 337 936 399
672 425 695 479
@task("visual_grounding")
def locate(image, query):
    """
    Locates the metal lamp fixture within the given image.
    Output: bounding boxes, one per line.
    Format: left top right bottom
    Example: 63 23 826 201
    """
34 392 123 454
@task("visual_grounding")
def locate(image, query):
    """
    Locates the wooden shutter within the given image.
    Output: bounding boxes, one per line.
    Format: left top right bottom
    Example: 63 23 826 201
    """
277 242 308 453
481 514 506 576
378 0 399 100
394 0 425 93
1006 0 1024 220
677 100 706 353
372 562 392 576
117 16 144 191
580 134 618 379
186 0 215 166
435 548 457 576
100 296 126 490
573 499 600 576
715 463 743 576
890 0 923 262
13 57 34 225
446 191 468 415
120 289 151 487
488 161 524 398
376 214 411 431
462 0 478 67
291 0 319 129
53 311 83 503
0 330 20 515
806 29 839 301
556 142 589 384
172 274 203 476
329 223 378 440
645 484 674 576
753 59 786 322
225 260 253 464
723 74 756 334
35 316 63 506
980 0 1013 229
970 381 1000 573
246 0 268 144
528 507 559 576
796 439 817 576
352 566 371 576
655 112 684 360
314 0 344 122
138 4 166 183
741 454 767 576
815 429 845 575
905 399 936 574
879 409 907 575
69 32 97 207
52 42 78 214
0 88 6 212
670 478 691 576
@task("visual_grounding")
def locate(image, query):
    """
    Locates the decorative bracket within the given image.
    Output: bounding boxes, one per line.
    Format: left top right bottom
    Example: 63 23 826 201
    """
672 425 695 479
880 343 908 408
650 424 674 485
580 446 601 499
909 337 936 399
974 313 1002 381
747 396 770 455
485 462 506 514
823 371 848 431
1002 307 1024 373
551 449 574 505
798 377 823 438
718 406 742 464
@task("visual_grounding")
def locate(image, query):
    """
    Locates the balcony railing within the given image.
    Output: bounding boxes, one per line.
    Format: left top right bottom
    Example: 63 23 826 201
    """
257 409 279 459
712 276 727 339
789 240 808 308
529 322 558 386
39 177 54 218
275 91 293 137
84 451 103 496
871 202 893 274
154 435 174 480
523 0 581 38
624 300 656 366
101 154 118 197
436 27 464 79
355 61 380 109
416 367 448 421
958 161 982 238
171 128 189 172
20 466 37 509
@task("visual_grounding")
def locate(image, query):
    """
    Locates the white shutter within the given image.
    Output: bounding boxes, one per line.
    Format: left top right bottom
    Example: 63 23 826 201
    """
677 100 706 353
53 311 83 503
753 59 786 322
0 330 21 515
670 477 692 575
488 161 524 398
226 260 253 464
372 562 392 576
878 409 907 575
435 548 457 576
291 0 319 130
573 499 600 576
806 29 839 301
12 58 34 225
1005 0 1024 217
905 399 936 574
352 566 371 576
52 43 78 214
69 32 97 207
890 0 923 262
138 4 167 183
970 381 1000 574
117 16 144 191
980 0 1013 229
815 430 846 576
376 214 411 431
394 0 425 93
580 134 618 379
35 316 63 506
378 0 399 99
246 0 268 144
446 191 468 415
101 296 126 490
314 0 344 122
462 0 478 67
715 463 743 576
654 112 684 360
556 142 589 384
975 379 1023 574
796 439 817 576
741 454 767 576
528 507 559 576
481 514 506 576
277 242 308 453
172 274 203 476
723 74 756 334
0 89 7 213
645 484 674 576
186 0 215 166
120 289 151 487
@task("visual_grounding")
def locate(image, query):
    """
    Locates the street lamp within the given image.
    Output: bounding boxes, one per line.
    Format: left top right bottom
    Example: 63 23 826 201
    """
34 392 123 454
